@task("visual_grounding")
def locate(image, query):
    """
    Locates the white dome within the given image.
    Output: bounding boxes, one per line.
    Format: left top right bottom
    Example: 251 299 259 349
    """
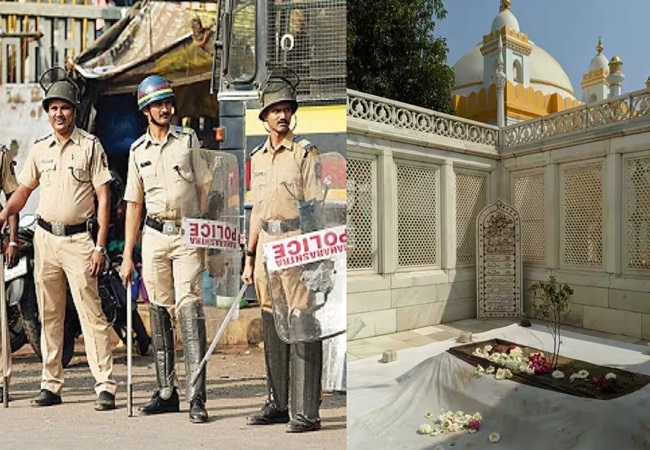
589 53 609 72
491 9 519 32
452 41 577 99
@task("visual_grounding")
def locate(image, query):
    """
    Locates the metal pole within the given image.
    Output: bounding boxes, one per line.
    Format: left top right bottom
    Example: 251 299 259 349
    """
126 283 133 417
0 253 9 408
190 284 246 387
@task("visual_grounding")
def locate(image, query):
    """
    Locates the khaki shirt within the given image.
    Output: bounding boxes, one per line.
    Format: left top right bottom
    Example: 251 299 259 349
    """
0 149 18 195
124 126 211 220
19 127 112 224
250 131 322 222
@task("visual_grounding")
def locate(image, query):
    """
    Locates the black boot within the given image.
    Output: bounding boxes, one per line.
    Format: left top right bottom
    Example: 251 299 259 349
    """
247 310 290 425
178 301 208 423
138 305 180 415
287 341 323 433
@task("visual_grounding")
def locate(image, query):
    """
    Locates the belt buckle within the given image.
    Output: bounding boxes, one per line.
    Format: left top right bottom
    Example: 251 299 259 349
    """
51 222 66 237
162 221 177 235
267 220 282 235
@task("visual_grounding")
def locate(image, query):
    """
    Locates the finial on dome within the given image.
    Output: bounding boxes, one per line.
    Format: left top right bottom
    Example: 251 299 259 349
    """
499 0 511 12
608 55 622 73
596 36 603 54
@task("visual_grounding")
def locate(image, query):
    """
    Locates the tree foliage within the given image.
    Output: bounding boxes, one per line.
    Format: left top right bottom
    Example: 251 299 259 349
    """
347 0 456 114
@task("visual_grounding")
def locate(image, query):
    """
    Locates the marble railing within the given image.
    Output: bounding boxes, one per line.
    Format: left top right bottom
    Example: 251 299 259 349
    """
347 89 499 146
503 88 650 147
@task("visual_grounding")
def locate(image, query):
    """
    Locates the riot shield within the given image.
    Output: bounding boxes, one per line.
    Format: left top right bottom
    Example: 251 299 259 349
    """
178 148 241 402
181 150 242 305
263 152 347 344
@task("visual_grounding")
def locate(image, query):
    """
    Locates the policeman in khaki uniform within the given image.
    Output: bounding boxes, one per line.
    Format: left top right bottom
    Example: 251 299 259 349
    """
120 75 212 423
0 71 116 410
242 76 324 433
0 145 20 401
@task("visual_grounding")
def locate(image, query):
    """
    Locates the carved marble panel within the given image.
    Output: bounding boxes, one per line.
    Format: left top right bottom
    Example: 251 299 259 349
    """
476 200 522 318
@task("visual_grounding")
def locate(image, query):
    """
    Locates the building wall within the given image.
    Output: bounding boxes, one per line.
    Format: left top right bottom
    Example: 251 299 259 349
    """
347 91 500 340
0 84 52 215
348 88 650 341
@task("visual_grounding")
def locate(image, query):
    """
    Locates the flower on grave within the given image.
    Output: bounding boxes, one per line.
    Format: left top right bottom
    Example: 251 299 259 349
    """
590 374 619 393
488 432 501 443
418 409 483 437
552 370 565 379
495 368 513 380
605 372 616 380
527 353 553 375
569 370 590 382
474 365 486 378
486 366 495 374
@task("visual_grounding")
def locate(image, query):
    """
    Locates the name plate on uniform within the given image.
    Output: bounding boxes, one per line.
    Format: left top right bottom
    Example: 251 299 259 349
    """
182 218 238 250
4 256 28 282
264 225 347 271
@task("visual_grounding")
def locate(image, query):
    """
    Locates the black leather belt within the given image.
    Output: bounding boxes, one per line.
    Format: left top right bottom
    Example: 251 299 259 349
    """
145 216 182 235
37 218 89 237
261 218 301 235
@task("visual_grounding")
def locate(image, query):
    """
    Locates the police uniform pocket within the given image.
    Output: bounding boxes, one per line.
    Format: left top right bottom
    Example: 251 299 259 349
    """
70 160 91 184
173 163 195 184
40 168 56 187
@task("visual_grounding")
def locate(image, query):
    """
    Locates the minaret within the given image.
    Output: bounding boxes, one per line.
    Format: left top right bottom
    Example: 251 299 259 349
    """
606 55 624 98
581 37 609 103
495 34 506 127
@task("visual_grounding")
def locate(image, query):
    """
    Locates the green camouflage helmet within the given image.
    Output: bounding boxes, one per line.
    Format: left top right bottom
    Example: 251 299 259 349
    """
42 79 80 111
258 77 298 121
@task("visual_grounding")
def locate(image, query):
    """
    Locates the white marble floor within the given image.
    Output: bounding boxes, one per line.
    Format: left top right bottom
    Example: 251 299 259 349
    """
347 318 649 361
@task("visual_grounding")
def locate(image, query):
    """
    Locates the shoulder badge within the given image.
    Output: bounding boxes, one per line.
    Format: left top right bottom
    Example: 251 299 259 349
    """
34 133 52 144
293 135 314 154
77 128 96 140
130 135 146 152
173 125 195 147
250 140 265 157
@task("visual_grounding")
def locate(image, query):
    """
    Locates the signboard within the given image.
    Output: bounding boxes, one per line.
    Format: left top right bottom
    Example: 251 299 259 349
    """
182 218 238 250
476 200 522 318
263 225 347 271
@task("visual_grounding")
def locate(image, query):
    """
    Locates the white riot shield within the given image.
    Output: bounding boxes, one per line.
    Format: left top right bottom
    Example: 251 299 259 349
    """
263 152 347 344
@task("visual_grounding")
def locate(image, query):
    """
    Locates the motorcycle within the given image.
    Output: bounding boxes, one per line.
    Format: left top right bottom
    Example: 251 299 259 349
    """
5 214 150 367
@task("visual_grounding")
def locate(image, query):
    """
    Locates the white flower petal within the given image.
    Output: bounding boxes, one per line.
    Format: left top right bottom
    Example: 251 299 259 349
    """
488 432 501 443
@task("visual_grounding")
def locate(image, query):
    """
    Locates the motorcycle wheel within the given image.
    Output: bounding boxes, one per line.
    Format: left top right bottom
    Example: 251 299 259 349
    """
115 311 150 357
133 311 150 356
8 304 28 353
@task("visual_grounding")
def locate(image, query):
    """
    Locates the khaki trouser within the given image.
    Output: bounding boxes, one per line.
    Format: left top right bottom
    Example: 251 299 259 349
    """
254 228 310 314
33 227 116 396
141 226 203 311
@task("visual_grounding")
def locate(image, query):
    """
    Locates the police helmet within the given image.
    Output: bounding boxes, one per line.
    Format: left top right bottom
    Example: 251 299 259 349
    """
258 74 299 121
39 67 81 110
137 75 174 111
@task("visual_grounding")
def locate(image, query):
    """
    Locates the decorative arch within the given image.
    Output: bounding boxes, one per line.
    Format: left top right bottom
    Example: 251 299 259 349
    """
513 59 523 83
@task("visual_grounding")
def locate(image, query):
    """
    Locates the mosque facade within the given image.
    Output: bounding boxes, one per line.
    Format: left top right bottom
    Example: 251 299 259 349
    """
451 0 649 124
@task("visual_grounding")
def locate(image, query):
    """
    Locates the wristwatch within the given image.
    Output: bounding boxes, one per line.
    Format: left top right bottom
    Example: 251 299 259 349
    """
94 245 107 255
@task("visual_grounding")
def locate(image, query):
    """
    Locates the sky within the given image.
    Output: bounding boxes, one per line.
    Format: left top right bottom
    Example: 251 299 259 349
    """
434 0 650 95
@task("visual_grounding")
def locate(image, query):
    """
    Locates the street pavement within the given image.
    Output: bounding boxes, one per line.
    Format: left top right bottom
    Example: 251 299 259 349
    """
0 341 346 449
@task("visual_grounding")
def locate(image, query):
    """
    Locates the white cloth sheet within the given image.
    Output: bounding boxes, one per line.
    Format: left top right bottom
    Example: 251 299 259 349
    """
348 324 650 449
